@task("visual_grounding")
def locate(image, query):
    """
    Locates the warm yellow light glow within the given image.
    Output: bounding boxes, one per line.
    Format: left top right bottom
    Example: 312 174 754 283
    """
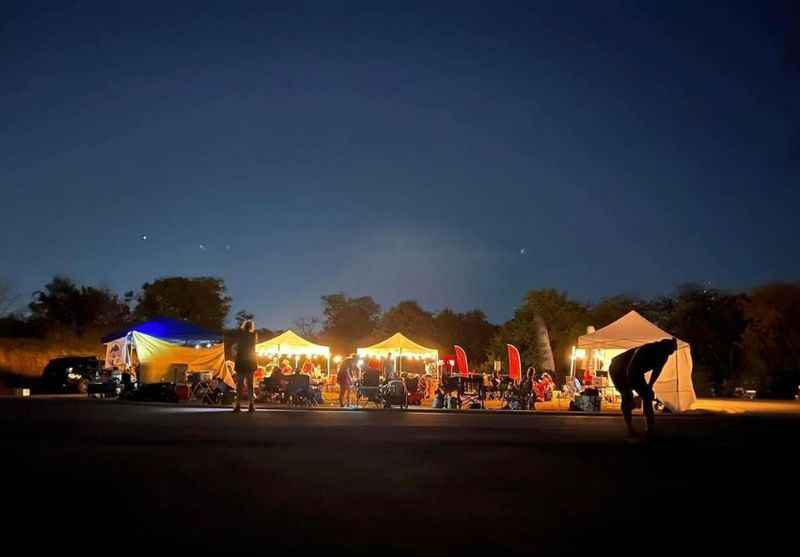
355 333 437 361
255 330 330 357
333 355 342 364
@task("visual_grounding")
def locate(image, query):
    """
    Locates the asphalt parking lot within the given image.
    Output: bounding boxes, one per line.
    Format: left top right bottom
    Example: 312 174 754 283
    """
2 397 796 553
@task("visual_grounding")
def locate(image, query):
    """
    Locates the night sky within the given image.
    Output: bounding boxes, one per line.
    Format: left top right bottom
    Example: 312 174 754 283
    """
2 1 798 329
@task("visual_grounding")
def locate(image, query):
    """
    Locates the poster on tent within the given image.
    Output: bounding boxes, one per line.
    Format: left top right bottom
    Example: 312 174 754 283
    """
105 338 126 369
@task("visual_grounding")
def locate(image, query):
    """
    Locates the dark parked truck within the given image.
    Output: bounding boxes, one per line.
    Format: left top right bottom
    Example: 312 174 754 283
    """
41 356 102 394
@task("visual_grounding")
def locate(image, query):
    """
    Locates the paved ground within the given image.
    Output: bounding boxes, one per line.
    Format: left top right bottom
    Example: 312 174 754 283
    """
2 398 796 553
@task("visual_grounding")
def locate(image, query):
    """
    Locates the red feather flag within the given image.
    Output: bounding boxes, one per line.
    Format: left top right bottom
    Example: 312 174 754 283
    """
507 344 522 382
454 345 469 376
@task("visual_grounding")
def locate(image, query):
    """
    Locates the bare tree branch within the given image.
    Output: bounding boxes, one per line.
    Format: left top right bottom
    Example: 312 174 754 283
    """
0 278 18 316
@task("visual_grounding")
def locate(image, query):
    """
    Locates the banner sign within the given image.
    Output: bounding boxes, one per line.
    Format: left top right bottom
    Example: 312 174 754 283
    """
454 345 469 375
506 344 522 382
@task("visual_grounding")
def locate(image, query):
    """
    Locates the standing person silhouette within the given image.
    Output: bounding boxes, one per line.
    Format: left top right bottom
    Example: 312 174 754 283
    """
233 319 258 413
383 352 395 381
336 359 353 407
609 338 678 437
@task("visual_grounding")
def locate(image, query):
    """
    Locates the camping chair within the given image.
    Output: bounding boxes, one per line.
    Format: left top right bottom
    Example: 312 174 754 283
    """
404 376 424 405
460 374 485 409
201 378 228 405
357 369 382 407
287 374 314 406
258 374 285 403
191 379 212 402
450 345 484 409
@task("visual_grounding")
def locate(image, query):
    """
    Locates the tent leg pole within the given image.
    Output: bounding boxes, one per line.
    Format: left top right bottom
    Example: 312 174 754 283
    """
674 338 680 412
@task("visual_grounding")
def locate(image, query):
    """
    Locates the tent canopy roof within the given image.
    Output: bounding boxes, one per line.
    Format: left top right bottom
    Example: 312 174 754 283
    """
577 311 688 351
357 333 438 358
101 317 222 345
256 330 330 357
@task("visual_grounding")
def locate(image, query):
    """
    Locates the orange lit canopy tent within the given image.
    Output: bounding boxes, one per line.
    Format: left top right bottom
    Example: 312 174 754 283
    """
357 333 438 374
255 330 331 373
576 311 695 412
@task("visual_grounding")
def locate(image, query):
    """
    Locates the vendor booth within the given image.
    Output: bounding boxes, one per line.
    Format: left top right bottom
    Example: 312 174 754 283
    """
574 311 695 412
101 318 231 387
255 330 331 374
357 333 438 377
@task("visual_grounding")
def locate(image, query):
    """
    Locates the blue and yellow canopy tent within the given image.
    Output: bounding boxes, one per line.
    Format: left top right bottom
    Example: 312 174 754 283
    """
101 318 231 387
101 317 222 346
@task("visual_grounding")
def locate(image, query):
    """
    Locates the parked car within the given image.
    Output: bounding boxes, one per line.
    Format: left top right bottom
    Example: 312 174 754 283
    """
88 369 124 398
733 387 757 400
41 356 102 394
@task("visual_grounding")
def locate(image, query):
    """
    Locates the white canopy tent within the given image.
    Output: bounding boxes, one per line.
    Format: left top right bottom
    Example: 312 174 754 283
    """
255 330 331 374
576 311 696 412
357 333 438 375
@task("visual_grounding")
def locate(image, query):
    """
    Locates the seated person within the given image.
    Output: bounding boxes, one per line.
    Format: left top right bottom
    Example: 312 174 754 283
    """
361 368 381 387
432 385 446 409
254 366 266 385
404 375 419 394
418 374 429 397
301 358 315 375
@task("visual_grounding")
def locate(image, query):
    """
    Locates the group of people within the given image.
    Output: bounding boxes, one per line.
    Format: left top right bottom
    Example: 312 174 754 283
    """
333 352 432 407
232 318 677 436
430 366 556 410
230 319 325 411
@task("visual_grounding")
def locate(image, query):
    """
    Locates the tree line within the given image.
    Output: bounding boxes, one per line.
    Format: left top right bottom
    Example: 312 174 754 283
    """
1 275 798 398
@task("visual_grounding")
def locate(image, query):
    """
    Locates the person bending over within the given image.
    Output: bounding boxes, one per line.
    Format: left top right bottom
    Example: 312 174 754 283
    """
609 338 678 437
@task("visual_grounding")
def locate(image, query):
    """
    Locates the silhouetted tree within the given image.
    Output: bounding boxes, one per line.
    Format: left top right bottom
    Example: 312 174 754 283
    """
29 275 130 336
376 300 436 346
588 295 646 328
660 284 748 396
433 308 497 367
320 293 380 352
234 310 255 328
489 289 589 379
294 316 321 339
742 282 800 397
133 277 231 331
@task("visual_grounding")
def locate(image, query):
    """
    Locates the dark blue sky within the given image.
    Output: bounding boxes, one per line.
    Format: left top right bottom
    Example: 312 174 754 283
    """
2 1 798 328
